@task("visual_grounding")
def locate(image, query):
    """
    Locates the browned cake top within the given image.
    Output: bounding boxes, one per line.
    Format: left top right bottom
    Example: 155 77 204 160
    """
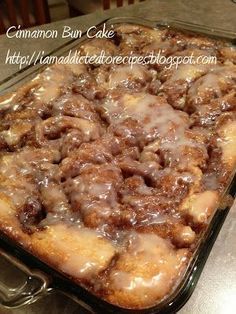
0 24 235 309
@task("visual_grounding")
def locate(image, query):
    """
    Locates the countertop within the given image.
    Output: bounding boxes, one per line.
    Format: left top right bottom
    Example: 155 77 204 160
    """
0 0 236 313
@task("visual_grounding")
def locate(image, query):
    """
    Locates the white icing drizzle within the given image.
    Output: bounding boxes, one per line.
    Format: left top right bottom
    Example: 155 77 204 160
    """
102 93 204 164
188 65 236 103
33 64 86 103
108 64 151 89
109 232 187 302
43 224 116 278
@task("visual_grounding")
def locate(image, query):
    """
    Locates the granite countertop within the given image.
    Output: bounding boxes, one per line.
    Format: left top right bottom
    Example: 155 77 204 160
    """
0 0 236 313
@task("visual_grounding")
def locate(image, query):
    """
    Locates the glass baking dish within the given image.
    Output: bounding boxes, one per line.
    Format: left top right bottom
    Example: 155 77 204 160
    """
0 17 235 313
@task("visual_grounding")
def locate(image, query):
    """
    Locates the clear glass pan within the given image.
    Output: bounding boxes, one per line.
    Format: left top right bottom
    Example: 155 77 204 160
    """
0 16 235 313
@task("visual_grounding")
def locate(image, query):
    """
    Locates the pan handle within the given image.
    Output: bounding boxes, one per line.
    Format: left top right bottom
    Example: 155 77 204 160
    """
0 248 51 308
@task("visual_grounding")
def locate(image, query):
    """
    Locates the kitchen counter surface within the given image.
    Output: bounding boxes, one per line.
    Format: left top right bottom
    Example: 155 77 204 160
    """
0 0 236 313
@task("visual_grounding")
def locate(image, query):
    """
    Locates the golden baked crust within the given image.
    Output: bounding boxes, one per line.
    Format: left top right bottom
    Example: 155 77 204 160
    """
0 23 235 309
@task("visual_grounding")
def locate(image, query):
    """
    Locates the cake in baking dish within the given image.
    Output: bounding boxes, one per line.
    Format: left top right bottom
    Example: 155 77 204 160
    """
0 23 235 309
